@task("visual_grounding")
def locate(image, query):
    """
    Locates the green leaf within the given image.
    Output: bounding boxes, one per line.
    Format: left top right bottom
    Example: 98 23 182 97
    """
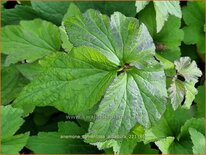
168 57 202 110
183 1 205 53
85 62 167 142
31 1 71 25
26 121 99 154
16 63 44 81
75 1 136 17
2 105 24 138
183 82 198 109
63 3 81 21
135 1 182 32
13 47 117 115
14 10 167 149
155 137 175 154
194 85 205 117
144 105 192 143
144 105 202 154
178 118 204 140
59 26 73 52
189 128 205 154
64 10 157 65
137 2 183 61
118 136 139 154
2 133 30 154
1 5 41 26
92 140 120 154
168 80 185 110
1 65 29 105
90 124 145 154
155 118 205 154
167 140 193 154
133 142 158 154
1 105 29 154
135 1 149 13
91 136 138 154
154 1 182 32
2 19 61 66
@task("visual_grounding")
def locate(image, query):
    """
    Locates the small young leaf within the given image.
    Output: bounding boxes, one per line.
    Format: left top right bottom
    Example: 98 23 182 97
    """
168 57 202 110
174 57 202 83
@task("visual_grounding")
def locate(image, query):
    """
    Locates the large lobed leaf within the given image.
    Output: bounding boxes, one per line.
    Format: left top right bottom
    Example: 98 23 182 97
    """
64 9 156 65
13 10 167 146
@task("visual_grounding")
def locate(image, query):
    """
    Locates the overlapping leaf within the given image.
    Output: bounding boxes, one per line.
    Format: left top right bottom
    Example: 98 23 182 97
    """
1 5 41 26
2 66 28 105
26 121 99 153
31 1 71 25
13 10 167 146
137 2 183 61
1 105 29 154
189 128 205 154
135 1 181 32
2 19 61 66
64 10 167 142
64 10 158 65
13 47 117 115
183 1 205 53
144 105 205 154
